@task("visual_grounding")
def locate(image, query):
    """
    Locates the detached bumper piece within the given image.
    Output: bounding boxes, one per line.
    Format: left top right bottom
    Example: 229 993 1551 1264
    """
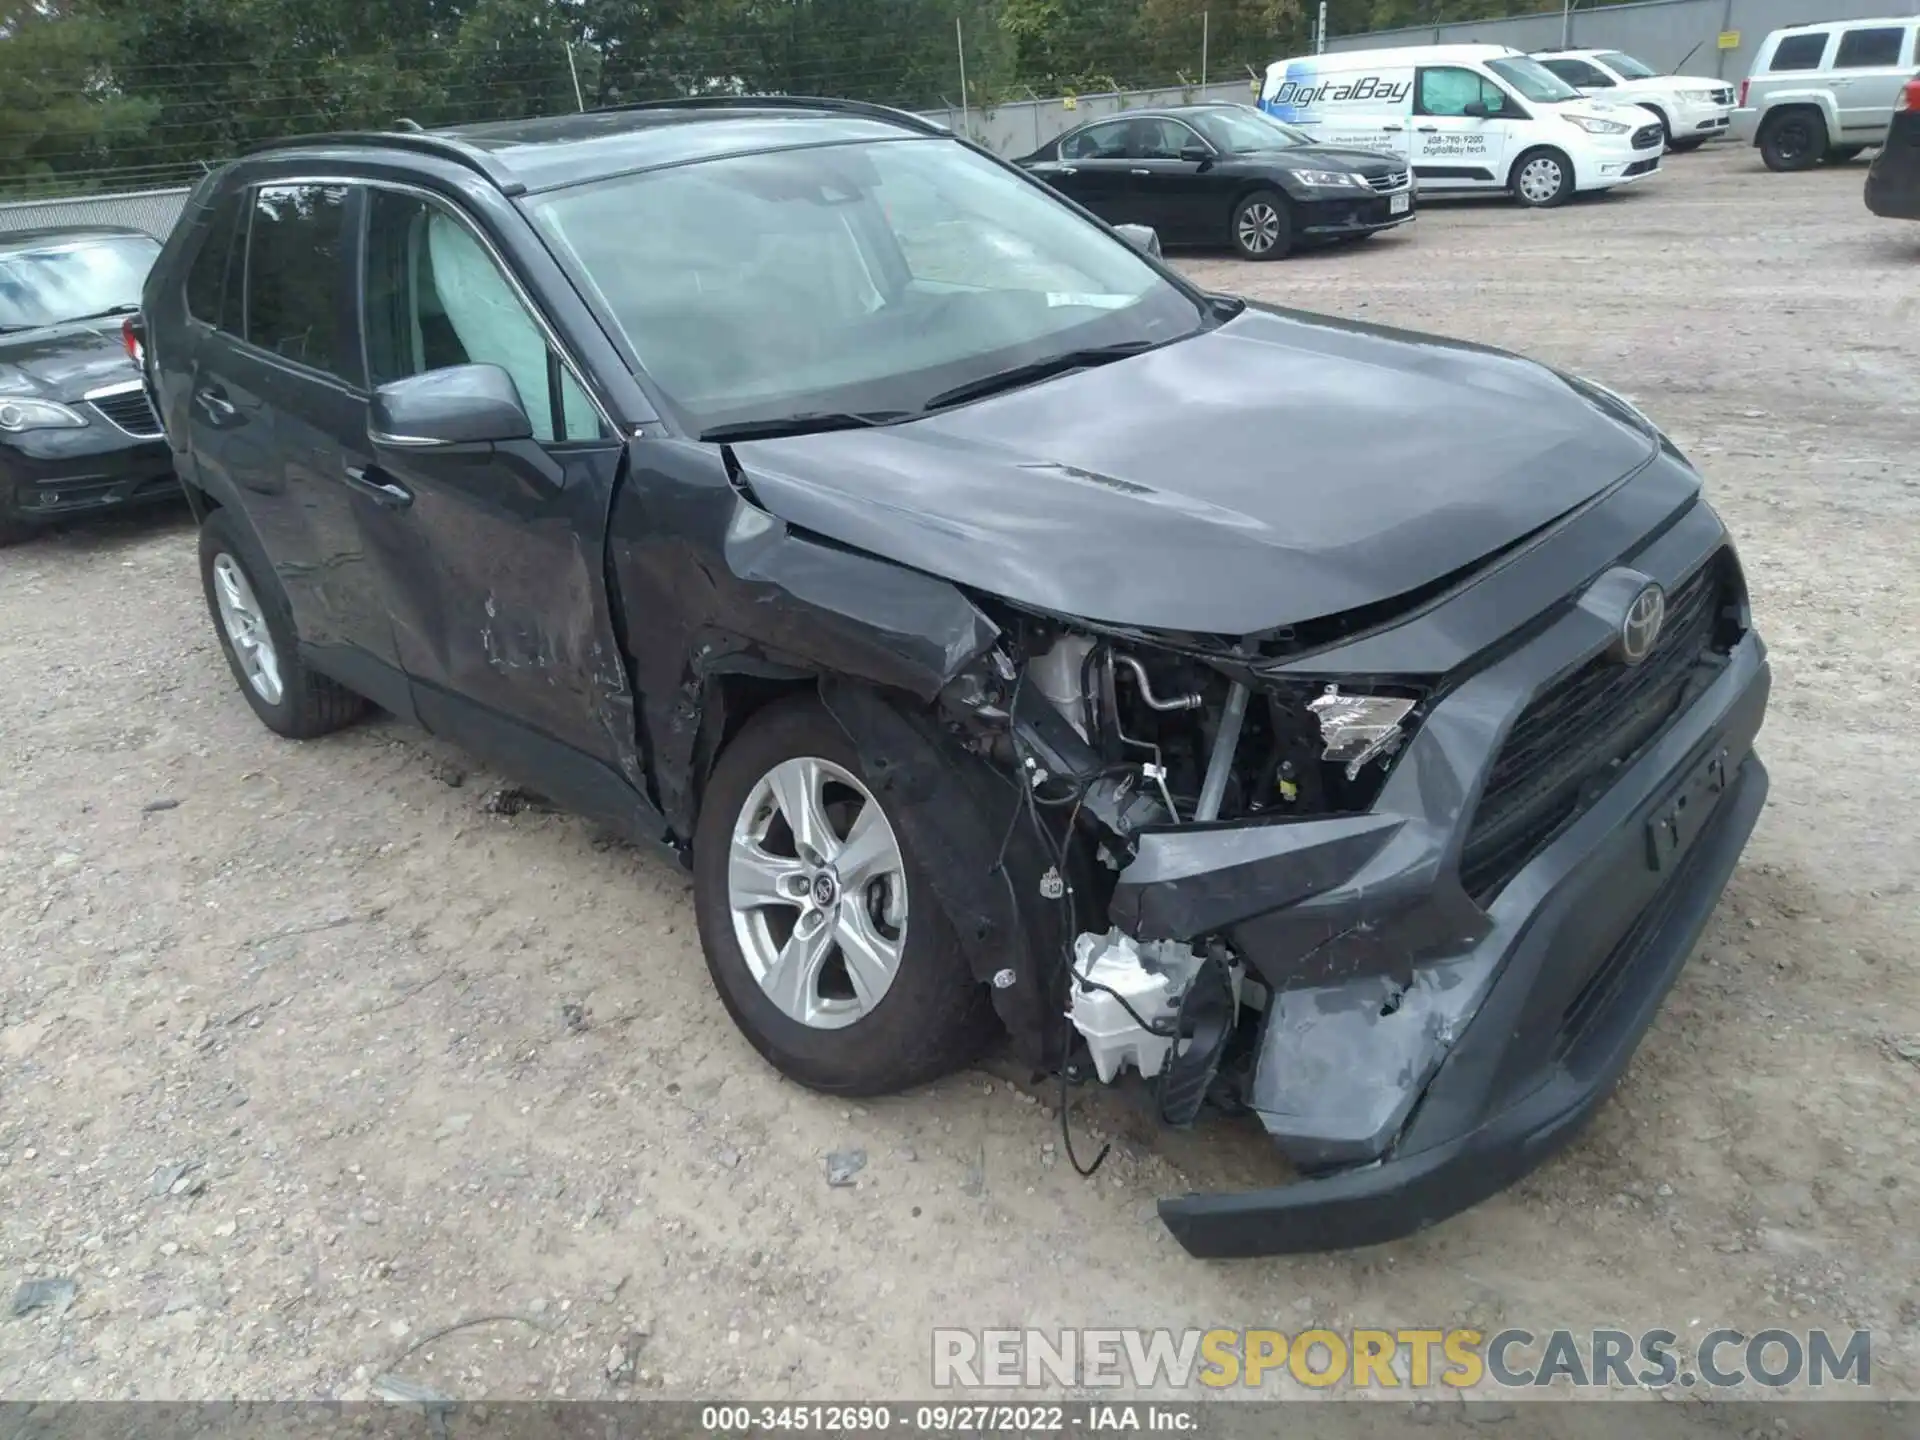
1162 751 1766 1258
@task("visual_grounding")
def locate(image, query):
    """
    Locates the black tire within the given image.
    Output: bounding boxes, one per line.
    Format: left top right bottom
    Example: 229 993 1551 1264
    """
1230 189 1293 260
1759 108 1826 172
197 507 367 739
1509 147 1575 207
1667 136 1707 153
0 510 29 547
692 695 1000 1097
1823 145 1865 165
1644 107 1672 150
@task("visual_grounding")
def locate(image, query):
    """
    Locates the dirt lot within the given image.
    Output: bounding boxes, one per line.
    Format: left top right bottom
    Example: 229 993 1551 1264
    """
3 143 1918 1406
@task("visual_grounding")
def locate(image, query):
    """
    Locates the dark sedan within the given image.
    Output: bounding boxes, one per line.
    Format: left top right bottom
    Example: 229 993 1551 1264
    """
1017 103 1413 260
1865 75 1920 222
0 225 177 544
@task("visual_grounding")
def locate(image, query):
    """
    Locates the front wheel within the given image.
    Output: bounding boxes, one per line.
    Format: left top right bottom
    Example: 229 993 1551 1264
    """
1230 190 1293 260
692 696 1000 1096
1510 148 1575 207
1667 136 1707 153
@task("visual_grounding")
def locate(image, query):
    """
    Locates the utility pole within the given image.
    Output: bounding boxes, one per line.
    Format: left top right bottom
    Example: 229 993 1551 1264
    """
955 18 971 141
1316 0 1328 53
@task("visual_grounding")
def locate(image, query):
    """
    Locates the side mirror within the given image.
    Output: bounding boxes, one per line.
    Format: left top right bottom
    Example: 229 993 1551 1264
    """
369 363 533 448
1179 144 1212 164
1463 98 1492 119
1113 223 1162 259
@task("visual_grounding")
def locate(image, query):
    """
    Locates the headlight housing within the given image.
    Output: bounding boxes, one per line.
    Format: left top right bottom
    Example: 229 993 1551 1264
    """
1563 114 1631 135
0 398 87 433
1679 87 1720 102
1285 168 1367 189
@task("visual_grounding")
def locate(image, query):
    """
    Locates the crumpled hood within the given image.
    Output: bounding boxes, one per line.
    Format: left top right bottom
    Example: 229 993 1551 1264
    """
0 321 138 402
733 304 1659 636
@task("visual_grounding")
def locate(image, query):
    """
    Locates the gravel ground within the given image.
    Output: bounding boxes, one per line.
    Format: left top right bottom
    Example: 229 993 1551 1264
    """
3 143 1918 1406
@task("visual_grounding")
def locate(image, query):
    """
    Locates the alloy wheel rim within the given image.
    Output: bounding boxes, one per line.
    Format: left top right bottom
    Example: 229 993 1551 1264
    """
1520 158 1562 203
211 554 283 705
727 755 907 1030
1237 202 1280 254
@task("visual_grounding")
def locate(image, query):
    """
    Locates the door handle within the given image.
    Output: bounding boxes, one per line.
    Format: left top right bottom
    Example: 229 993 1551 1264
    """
194 388 235 421
1416 125 1440 134
1130 167 1152 176
1381 124 1404 131
343 465 413 509
1057 165 1078 176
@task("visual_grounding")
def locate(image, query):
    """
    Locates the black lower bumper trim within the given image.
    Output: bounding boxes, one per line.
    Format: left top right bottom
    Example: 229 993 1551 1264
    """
1158 753 1768 1258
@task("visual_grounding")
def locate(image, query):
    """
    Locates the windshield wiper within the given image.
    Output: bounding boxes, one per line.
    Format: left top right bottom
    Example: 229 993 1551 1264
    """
69 304 141 322
921 340 1158 413
699 410 913 443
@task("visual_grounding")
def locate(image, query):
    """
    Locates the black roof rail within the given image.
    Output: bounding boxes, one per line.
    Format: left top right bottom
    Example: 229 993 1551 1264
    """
236 130 517 190
586 94 951 137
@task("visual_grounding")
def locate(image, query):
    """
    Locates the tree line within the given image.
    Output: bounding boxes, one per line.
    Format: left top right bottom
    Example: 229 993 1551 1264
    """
0 0 1554 192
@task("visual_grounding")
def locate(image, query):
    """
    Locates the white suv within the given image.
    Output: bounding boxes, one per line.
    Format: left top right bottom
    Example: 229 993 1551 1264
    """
1732 18 1920 170
1533 49 1735 151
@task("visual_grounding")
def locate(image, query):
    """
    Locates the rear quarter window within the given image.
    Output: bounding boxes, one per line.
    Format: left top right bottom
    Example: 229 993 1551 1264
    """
1766 33 1831 72
184 193 243 327
1832 27 1906 70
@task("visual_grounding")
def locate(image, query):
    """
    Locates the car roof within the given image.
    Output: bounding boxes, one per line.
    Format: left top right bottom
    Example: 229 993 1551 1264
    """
1270 43 1522 70
1771 16 1915 33
242 98 952 197
0 225 156 254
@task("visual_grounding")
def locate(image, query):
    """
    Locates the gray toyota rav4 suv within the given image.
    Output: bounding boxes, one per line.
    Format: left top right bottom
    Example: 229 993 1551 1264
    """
134 97 1770 1257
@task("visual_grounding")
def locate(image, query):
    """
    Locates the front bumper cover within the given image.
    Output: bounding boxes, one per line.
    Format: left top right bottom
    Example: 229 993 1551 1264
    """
1108 481 1770 1256
2 424 177 525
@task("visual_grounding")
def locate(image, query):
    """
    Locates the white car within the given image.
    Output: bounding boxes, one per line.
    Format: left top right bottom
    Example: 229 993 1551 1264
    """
1260 44 1666 207
1533 49 1736 151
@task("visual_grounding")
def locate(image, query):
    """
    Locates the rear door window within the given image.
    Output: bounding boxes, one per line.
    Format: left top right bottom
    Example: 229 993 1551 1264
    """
1541 58 1615 88
1061 121 1130 160
1767 33 1831 71
243 183 357 382
1832 27 1905 69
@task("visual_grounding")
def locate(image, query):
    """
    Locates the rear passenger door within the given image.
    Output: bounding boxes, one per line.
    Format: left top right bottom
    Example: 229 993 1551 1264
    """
352 186 634 804
187 181 411 713
1051 120 1136 221
1829 24 1917 139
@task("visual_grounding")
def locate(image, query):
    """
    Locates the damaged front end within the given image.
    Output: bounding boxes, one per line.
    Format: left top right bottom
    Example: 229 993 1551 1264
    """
932 504 1769 1257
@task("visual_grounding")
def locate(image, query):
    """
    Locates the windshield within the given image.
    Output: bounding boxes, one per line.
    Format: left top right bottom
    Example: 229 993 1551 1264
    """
1595 51 1658 79
1485 57 1584 103
0 234 158 332
1188 107 1313 152
527 138 1206 434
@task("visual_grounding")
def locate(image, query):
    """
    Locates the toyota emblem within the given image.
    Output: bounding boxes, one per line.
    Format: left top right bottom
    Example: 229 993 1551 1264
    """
1617 582 1666 665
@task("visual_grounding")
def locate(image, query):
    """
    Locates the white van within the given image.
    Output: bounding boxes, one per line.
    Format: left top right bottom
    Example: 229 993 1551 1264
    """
1260 44 1667 206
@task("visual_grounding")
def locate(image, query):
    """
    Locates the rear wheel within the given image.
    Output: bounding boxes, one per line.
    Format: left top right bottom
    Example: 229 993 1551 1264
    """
198 508 367 739
692 696 1000 1096
1230 190 1293 260
1510 148 1574 207
1759 108 1826 172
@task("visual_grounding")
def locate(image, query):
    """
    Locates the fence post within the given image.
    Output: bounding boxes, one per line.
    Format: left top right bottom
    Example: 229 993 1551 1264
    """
1202 11 1210 87
564 41 585 111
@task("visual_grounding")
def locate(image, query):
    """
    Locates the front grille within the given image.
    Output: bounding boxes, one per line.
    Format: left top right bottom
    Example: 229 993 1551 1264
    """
1632 123 1664 150
1458 553 1733 903
1712 87 1734 105
89 388 162 438
1625 158 1661 177
1364 170 1410 192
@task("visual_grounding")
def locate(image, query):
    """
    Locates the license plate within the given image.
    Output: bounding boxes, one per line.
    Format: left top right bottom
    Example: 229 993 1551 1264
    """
1390 192 1410 214
1646 746 1730 872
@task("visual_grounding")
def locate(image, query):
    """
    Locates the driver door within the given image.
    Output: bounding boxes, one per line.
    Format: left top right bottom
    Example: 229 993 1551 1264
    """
1411 67 1520 192
350 185 643 825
